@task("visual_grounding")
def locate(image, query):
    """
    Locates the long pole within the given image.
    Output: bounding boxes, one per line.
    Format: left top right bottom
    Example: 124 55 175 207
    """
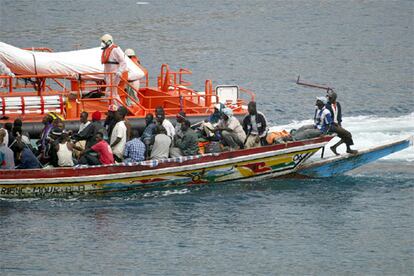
296 75 334 92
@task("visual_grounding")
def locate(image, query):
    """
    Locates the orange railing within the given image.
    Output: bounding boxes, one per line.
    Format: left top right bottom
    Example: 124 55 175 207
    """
0 65 255 119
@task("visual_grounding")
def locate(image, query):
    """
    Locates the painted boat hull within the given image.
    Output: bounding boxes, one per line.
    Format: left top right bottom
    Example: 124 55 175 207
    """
0 136 332 198
294 136 413 178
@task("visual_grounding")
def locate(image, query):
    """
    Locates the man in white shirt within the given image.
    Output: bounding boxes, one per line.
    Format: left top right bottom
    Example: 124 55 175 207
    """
110 107 127 162
150 125 172 160
155 106 175 139
78 111 91 133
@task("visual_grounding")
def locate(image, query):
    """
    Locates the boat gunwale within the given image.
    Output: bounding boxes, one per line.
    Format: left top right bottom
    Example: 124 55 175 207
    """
0 136 333 184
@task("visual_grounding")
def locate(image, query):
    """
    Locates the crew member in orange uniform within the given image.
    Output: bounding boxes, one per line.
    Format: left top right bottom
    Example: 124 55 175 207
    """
100 34 127 105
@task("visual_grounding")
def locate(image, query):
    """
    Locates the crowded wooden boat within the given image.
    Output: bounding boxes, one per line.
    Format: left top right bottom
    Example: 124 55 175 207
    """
1 37 412 198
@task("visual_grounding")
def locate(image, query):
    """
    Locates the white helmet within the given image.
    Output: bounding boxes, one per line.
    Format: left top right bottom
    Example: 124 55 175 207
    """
125 48 135 57
100 34 113 45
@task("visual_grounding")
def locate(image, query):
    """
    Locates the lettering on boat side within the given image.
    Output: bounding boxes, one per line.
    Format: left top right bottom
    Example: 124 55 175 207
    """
0 185 87 197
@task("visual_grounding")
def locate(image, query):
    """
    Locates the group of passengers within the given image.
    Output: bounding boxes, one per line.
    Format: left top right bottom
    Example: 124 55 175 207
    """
0 90 355 170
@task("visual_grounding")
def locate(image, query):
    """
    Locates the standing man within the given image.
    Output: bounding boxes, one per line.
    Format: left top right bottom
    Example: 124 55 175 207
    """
242 101 268 148
326 90 357 155
110 107 127 162
100 34 127 105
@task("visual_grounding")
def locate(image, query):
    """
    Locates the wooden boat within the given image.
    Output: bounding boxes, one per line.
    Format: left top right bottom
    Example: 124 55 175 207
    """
0 136 332 198
0 42 253 137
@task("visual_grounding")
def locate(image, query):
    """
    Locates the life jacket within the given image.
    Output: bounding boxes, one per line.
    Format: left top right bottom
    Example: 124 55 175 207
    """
101 44 119 64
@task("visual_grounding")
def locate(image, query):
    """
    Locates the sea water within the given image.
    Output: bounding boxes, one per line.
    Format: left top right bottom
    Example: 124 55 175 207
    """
1 0 413 275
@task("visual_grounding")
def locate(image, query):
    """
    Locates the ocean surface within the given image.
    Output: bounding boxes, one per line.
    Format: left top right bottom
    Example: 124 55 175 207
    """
1 0 413 275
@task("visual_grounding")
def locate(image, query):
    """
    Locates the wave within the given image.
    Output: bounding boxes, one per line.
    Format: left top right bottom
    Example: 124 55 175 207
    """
270 112 414 162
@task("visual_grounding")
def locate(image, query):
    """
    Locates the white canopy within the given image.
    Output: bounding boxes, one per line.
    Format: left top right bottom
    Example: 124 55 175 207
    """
0 42 145 81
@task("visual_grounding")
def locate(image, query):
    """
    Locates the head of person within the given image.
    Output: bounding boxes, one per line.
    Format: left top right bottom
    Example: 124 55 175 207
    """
124 48 136 58
4 122 12 132
181 120 191 132
95 132 104 142
221 107 233 121
42 114 54 125
56 119 65 130
92 111 101 122
13 118 23 128
80 111 89 123
100 34 113 49
155 106 165 123
107 105 117 118
60 132 69 142
145 113 154 126
50 127 63 140
248 101 257 116
176 111 186 124
130 129 140 139
116 106 128 121
327 90 337 103
155 125 167 135
316 97 327 110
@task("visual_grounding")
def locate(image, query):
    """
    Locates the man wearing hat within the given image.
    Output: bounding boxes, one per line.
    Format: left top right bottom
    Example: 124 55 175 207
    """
291 97 333 141
215 107 246 151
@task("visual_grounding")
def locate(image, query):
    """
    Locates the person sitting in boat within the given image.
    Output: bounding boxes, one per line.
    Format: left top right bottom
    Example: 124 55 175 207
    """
79 132 114 166
123 129 146 163
326 90 357 155
15 142 41 169
150 125 171 160
47 127 64 167
4 123 14 147
78 111 91 133
141 113 157 158
55 131 75 167
37 113 54 162
155 106 175 139
242 101 268 148
170 120 200 157
174 111 186 139
215 107 246 151
291 97 333 141
110 107 128 162
72 111 105 150
0 129 14 169
200 103 223 140
100 34 127 105
104 104 118 139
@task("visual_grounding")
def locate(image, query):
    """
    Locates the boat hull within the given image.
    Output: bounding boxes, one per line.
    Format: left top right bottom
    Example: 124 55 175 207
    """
0 137 331 198
294 136 413 178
